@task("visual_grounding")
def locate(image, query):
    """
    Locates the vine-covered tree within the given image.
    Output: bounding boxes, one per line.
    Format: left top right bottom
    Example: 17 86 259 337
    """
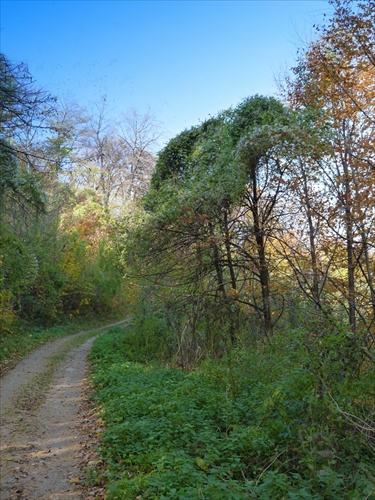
124 96 310 348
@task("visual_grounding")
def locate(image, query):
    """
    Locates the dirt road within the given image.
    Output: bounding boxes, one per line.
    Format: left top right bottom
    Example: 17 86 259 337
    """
0 321 127 499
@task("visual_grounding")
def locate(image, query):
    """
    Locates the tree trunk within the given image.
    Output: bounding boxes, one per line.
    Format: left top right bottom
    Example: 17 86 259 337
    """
342 137 356 332
301 166 321 308
250 163 273 339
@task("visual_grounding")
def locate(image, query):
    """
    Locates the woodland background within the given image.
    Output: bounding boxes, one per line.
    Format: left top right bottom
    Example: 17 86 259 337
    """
1 0 374 497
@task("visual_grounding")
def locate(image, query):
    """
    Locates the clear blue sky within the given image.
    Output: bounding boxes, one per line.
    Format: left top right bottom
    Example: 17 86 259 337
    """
1 0 331 148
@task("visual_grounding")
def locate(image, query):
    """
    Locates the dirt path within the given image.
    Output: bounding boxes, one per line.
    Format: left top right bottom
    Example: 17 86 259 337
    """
0 320 128 499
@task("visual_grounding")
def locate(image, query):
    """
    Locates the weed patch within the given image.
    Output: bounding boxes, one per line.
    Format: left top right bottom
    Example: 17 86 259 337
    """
88 327 375 499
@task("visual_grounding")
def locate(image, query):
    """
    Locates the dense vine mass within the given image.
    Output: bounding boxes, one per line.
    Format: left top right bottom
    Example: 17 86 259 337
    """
1 0 374 497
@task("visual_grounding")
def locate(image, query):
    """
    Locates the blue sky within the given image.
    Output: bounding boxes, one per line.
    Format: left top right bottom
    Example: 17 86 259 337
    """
1 1 331 148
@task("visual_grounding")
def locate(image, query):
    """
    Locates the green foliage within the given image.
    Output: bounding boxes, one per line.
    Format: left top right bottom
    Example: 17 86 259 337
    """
88 326 375 499
0 165 129 331
228 94 288 142
106 299 173 363
0 55 134 337
131 95 296 351
0 139 19 199
151 126 201 190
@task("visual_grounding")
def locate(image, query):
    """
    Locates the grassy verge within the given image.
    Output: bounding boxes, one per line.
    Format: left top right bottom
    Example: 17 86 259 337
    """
87 325 375 499
0 312 128 376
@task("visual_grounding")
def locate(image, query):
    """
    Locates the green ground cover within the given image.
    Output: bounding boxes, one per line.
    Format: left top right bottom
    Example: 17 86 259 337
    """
88 325 375 499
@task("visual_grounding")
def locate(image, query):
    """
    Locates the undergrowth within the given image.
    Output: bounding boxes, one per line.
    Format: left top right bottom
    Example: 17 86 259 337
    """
88 325 375 499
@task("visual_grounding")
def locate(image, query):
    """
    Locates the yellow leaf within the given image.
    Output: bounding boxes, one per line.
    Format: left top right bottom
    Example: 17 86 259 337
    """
196 457 208 471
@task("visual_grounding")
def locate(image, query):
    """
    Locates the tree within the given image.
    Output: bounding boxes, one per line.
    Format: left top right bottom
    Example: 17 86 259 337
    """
0 54 58 328
0 56 130 328
0 53 54 208
284 0 375 341
126 96 303 346
73 98 159 211
119 107 160 201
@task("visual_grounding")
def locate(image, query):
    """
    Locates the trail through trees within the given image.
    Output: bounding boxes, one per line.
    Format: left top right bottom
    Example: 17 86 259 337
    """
0 321 127 499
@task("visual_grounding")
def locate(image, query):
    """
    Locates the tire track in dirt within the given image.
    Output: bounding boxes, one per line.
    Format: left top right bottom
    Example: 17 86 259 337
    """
0 320 128 499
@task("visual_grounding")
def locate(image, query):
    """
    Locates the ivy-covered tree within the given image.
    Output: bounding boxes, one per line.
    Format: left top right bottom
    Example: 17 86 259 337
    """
125 96 306 351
